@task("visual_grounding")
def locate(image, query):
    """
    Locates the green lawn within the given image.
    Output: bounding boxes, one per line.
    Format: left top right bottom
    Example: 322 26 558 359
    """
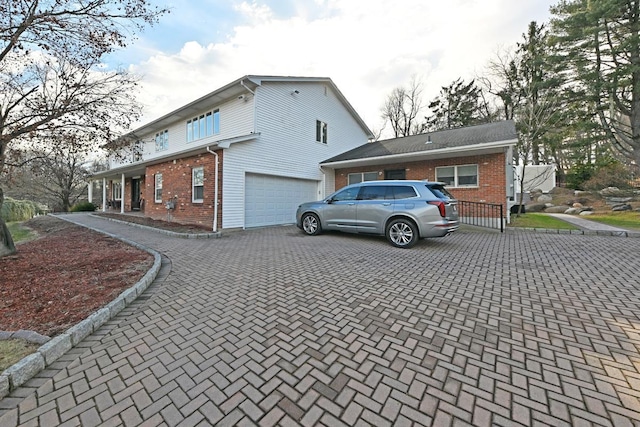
584 211 640 231
6 221 36 243
0 339 40 371
508 213 579 230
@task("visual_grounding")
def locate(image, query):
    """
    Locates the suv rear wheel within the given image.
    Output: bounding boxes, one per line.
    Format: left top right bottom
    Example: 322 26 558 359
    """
301 213 322 235
386 218 418 248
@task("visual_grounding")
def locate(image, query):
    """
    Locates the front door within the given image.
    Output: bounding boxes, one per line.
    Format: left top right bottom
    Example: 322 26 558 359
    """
131 179 141 210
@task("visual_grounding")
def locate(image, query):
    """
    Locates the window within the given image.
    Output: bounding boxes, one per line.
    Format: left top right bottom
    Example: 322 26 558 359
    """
192 167 204 203
390 186 418 200
357 186 389 201
112 183 122 200
154 173 163 203
316 120 328 144
187 109 220 142
348 172 378 185
155 130 168 152
435 164 478 187
331 187 359 202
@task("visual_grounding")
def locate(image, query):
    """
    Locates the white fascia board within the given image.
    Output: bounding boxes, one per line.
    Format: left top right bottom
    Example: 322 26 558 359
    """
92 133 259 180
321 139 518 168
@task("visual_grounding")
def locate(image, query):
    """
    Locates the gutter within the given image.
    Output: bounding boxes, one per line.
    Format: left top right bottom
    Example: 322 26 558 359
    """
206 146 220 232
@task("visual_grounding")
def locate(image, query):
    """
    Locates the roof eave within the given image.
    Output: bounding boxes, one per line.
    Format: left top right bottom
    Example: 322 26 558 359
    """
321 139 518 168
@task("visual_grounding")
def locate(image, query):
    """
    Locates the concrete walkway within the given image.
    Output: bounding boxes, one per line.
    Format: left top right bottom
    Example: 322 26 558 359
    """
2 213 640 426
546 213 632 232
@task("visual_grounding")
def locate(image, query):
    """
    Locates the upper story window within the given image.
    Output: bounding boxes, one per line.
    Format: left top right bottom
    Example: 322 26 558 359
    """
435 164 478 187
348 172 378 185
155 130 168 152
192 167 204 203
187 110 220 142
316 120 328 144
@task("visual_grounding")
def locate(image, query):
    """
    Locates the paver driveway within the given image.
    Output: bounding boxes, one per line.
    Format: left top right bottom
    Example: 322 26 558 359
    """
1 214 640 426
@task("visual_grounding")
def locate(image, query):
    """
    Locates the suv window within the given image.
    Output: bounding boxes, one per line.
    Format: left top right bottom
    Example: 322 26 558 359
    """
357 186 389 200
390 185 418 200
427 184 454 200
331 187 359 202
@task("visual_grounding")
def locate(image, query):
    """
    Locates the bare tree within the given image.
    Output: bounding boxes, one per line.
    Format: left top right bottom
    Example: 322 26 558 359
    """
380 76 425 137
514 88 561 215
0 1 167 256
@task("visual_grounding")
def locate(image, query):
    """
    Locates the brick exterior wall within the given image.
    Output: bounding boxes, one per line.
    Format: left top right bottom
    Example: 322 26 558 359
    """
143 151 223 229
333 152 508 206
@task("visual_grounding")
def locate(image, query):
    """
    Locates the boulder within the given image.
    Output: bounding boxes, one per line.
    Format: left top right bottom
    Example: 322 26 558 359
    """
564 207 580 214
572 202 583 208
525 203 547 212
612 204 632 212
579 210 594 216
574 190 590 197
537 194 553 203
600 187 621 196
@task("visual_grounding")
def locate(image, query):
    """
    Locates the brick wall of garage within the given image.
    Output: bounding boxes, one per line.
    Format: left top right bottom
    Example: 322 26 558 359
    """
333 152 508 205
144 151 223 229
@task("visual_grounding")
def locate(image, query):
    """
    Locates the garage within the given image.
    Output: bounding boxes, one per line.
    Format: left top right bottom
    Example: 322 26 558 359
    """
245 173 319 227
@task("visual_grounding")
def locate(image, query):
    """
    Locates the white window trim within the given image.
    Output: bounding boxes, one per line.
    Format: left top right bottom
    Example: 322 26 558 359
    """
154 173 163 203
316 120 328 144
187 109 220 142
192 167 204 203
435 164 479 188
112 183 122 201
348 171 378 185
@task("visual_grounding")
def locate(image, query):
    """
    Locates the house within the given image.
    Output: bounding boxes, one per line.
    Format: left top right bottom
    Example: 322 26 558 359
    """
90 75 374 230
320 121 519 220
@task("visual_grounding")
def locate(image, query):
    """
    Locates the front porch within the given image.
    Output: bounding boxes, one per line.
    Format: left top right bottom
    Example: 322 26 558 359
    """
88 165 146 215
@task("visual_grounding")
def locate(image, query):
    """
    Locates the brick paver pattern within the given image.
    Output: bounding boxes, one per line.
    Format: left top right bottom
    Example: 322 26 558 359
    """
1 214 640 426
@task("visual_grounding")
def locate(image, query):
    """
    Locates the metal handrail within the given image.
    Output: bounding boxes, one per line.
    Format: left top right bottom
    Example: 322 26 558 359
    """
457 200 504 232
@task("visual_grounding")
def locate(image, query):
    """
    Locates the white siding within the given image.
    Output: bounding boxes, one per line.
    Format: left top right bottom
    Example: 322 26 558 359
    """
222 81 369 229
110 95 254 169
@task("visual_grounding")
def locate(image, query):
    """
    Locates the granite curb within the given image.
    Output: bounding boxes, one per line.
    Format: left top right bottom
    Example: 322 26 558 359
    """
0 217 163 399
89 213 221 239
505 226 640 237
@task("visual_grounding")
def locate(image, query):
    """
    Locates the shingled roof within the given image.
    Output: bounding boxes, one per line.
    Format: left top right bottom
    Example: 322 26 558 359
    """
322 120 517 164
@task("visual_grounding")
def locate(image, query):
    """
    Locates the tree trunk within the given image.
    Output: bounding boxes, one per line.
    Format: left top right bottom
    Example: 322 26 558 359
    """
0 187 17 257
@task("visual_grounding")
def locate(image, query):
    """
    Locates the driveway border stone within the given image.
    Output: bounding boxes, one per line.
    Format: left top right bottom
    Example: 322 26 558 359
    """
0 216 163 399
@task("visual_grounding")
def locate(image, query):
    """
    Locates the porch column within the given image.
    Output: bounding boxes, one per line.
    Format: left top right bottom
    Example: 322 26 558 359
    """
88 180 93 203
102 178 107 212
120 173 125 213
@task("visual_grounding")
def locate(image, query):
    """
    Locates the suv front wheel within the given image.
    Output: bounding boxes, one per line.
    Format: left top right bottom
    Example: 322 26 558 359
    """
301 212 322 235
386 218 419 248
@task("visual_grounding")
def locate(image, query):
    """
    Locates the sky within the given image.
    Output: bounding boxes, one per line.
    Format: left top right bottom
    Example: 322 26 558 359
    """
106 0 557 138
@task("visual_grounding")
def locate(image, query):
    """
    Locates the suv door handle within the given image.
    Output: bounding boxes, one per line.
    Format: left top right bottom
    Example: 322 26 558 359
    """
382 202 391 206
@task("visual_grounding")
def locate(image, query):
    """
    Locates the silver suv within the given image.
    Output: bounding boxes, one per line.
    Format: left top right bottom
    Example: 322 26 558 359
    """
296 180 459 248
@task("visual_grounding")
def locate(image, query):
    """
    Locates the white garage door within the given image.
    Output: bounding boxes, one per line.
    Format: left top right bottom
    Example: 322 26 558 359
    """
245 174 319 227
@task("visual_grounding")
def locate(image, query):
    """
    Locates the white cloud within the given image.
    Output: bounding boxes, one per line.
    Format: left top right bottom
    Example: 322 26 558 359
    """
127 0 555 137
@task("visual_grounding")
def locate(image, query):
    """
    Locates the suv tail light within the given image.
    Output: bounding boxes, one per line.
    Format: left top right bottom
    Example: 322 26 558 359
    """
428 200 446 217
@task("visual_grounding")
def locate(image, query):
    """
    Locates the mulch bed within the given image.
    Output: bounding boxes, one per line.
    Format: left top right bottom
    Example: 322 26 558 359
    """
95 212 213 234
0 216 154 337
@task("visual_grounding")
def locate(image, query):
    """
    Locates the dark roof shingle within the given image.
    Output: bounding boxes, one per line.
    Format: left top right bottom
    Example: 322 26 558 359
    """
323 120 517 163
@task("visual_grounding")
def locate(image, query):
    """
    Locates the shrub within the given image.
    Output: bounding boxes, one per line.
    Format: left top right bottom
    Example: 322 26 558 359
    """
0 197 43 222
70 201 97 212
582 162 632 190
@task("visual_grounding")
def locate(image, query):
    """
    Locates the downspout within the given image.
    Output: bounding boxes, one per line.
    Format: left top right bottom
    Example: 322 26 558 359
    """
240 79 257 135
206 146 219 232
